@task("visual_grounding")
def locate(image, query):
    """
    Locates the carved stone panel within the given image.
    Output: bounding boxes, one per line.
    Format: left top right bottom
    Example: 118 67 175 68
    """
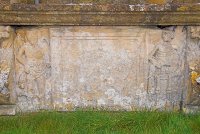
187 26 200 107
0 26 15 105
0 26 189 112
49 26 186 111
15 28 51 112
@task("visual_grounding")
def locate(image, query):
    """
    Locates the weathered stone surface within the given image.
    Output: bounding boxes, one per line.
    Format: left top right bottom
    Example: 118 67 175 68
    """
186 26 200 108
15 28 51 111
49 26 186 111
0 26 15 105
0 26 199 113
0 2 199 25
0 0 199 115
10 0 34 4
0 0 9 4
185 105 200 113
5 26 187 112
0 105 16 115
11 0 200 4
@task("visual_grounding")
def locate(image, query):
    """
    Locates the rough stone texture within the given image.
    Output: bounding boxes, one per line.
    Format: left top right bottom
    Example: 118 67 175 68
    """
185 105 200 113
0 26 15 105
186 26 200 109
49 26 186 111
0 26 199 113
0 105 16 115
0 0 9 4
0 26 188 112
0 2 199 25
10 0 34 4
15 28 51 111
9 0 200 4
0 26 16 114
0 0 199 115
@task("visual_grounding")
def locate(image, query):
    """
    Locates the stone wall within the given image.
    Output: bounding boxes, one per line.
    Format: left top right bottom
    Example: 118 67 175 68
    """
0 26 199 114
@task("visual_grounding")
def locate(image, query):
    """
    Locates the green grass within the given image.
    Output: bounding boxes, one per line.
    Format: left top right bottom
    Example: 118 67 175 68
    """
0 111 200 134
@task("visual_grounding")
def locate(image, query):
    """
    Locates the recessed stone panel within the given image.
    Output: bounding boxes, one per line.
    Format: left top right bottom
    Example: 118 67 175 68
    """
48 26 187 111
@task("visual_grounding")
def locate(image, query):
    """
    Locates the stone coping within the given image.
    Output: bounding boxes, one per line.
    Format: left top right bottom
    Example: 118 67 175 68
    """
0 3 199 25
0 3 200 11
0 105 16 116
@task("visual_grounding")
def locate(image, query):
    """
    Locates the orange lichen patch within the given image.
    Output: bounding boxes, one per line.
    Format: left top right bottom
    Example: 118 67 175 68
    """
147 0 167 4
191 71 200 85
177 6 189 11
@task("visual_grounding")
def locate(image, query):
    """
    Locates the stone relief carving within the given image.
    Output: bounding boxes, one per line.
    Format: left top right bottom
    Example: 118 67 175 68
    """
0 26 15 105
145 27 186 110
49 27 186 111
148 29 182 103
0 26 194 112
49 27 148 111
15 28 51 111
187 26 200 106
188 60 200 106
148 30 176 94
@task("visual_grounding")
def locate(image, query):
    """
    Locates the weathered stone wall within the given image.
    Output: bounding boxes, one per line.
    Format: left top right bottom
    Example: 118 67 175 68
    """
0 26 199 114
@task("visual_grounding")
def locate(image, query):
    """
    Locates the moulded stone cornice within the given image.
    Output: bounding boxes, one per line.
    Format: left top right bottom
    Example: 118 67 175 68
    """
0 3 199 25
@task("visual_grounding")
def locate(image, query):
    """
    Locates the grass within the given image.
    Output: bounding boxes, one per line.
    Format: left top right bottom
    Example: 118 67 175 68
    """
0 111 200 134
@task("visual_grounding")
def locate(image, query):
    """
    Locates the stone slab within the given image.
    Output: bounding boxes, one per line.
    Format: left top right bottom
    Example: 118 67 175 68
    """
185 105 200 113
10 26 187 112
0 105 16 115
0 25 200 113
0 3 199 25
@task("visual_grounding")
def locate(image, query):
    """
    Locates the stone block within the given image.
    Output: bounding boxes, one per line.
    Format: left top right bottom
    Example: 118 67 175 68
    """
0 105 16 115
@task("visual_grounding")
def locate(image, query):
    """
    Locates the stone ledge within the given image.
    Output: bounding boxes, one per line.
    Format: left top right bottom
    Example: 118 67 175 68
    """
0 10 199 26
0 3 199 25
9 0 200 5
185 105 200 113
0 105 16 116
1 3 200 12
